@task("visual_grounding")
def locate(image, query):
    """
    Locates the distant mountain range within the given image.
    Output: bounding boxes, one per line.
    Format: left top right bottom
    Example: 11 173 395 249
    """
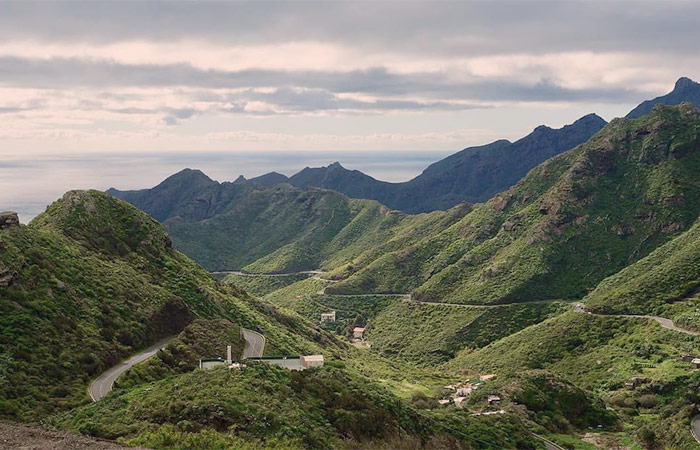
234 77 700 213
236 114 607 213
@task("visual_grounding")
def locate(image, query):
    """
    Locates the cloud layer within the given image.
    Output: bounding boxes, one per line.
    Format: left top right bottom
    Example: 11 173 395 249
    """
0 1 698 152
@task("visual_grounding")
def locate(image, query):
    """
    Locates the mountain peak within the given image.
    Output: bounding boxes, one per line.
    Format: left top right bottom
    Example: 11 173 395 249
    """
627 76 700 119
674 76 698 91
328 161 345 170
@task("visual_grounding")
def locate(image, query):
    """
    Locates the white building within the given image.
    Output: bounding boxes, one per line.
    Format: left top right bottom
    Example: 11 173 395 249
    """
301 354 325 369
321 312 336 323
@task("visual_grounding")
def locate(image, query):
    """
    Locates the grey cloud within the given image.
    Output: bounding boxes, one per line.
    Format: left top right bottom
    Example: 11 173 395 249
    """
0 2 699 57
0 56 644 108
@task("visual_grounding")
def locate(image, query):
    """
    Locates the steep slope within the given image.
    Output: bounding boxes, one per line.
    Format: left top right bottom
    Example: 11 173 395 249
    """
0 190 336 421
107 168 220 222
585 213 700 314
112 177 467 272
285 114 606 212
627 76 700 119
330 103 700 304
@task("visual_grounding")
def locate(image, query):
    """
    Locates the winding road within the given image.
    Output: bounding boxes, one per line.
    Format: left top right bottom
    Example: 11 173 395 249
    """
614 314 700 336
91 328 265 402
242 329 266 358
89 335 177 402
691 415 700 444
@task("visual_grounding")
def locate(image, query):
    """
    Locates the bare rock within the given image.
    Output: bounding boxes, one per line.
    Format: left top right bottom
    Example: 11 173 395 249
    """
0 264 14 287
0 211 19 229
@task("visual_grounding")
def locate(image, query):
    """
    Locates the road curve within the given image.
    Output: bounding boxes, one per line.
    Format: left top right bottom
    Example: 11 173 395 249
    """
617 314 700 336
531 433 566 450
242 329 266 358
691 415 700 444
89 335 177 402
584 310 700 336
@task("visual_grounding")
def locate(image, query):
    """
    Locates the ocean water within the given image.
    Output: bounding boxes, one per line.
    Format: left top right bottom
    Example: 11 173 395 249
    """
1 150 451 223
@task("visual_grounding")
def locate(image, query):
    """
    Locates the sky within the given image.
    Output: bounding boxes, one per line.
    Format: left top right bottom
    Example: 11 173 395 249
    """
2 0 700 221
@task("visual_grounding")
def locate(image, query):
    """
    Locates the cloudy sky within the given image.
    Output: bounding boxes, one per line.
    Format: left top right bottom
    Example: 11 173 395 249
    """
2 0 700 220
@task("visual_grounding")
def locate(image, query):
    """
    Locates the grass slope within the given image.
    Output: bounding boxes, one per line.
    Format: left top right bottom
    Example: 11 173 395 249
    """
330 103 700 306
0 190 338 422
585 214 700 314
54 363 539 449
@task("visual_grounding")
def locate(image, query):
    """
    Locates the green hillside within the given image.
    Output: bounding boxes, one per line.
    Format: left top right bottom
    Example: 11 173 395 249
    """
54 364 539 449
585 214 700 315
0 190 337 421
329 103 700 305
448 311 700 448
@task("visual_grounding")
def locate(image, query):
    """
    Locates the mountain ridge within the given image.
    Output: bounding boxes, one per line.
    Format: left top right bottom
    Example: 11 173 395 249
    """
626 76 700 119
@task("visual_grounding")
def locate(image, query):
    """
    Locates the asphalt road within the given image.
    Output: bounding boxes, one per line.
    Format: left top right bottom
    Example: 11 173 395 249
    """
89 335 177 402
242 329 266 358
691 415 700 444
618 314 700 336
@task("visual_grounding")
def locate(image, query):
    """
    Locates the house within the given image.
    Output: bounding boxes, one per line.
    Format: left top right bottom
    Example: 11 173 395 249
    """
321 312 336 323
353 327 366 340
487 395 501 406
456 386 474 396
438 399 450 405
480 374 496 381
692 358 700 369
301 354 325 369
453 396 467 407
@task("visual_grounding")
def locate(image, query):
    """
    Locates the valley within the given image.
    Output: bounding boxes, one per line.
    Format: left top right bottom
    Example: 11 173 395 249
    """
4 78 700 449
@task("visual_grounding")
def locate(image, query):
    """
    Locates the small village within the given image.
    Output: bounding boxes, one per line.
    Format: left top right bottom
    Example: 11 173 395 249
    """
440 374 499 409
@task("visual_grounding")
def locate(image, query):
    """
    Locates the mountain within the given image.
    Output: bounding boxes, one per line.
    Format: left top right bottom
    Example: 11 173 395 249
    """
111 104 700 304
3 190 545 449
585 212 700 315
280 114 606 213
0 190 336 421
248 171 290 186
328 103 700 304
627 76 700 119
110 175 468 272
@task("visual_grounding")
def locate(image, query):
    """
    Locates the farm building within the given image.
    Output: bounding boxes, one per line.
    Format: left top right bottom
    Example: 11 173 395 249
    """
320 312 336 323
199 358 227 369
353 327 366 340
692 358 700 369
680 354 698 362
487 395 501 406
301 354 324 369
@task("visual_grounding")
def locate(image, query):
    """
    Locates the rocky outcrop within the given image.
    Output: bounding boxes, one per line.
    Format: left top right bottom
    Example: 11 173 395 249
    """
0 211 19 229
0 264 15 287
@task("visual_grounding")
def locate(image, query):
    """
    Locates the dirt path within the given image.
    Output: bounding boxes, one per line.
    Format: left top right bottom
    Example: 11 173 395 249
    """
0 422 142 449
